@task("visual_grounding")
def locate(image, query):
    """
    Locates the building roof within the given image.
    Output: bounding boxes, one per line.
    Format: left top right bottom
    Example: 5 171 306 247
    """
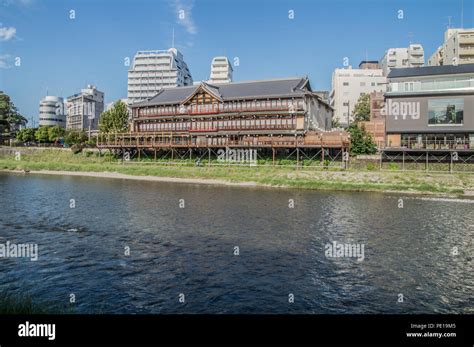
131 77 312 107
388 64 474 78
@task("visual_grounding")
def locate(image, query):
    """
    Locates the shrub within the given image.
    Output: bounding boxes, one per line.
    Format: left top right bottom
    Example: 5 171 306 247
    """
388 163 399 171
366 162 376 171
70 144 83 154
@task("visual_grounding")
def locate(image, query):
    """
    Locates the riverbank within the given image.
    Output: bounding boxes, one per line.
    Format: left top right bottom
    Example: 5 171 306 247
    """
0 293 72 314
1 148 473 196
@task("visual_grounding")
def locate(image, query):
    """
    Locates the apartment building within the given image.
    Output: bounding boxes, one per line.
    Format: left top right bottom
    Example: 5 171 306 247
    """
38 96 66 128
330 63 386 127
127 48 193 104
208 56 233 83
379 44 425 76
66 85 104 131
428 28 474 66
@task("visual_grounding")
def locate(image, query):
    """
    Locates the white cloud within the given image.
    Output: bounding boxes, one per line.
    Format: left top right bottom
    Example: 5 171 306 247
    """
0 54 12 69
0 0 34 6
172 0 197 35
0 26 16 41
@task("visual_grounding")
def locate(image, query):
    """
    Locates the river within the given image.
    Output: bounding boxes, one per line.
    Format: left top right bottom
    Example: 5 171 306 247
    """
0 172 472 314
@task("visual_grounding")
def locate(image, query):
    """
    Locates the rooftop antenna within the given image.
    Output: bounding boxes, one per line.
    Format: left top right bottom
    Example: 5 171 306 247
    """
408 32 414 44
172 27 175 48
461 0 464 28
446 16 452 29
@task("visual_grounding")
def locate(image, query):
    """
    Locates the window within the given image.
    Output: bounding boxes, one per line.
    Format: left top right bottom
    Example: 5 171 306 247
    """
404 82 414 92
343 82 349 86
360 82 366 87
428 98 464 125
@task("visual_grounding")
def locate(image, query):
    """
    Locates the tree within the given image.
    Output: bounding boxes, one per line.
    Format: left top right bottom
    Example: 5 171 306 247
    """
348 123 377 155
331 117 341 129
48 125 65 143
0 92 28 140
352 93 371 122
16 128 36 143
35 126 50 143
99 100 129 133
64 130 88 147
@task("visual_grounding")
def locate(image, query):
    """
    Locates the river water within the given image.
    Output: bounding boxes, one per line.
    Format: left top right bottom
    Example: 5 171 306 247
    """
0 172 472 314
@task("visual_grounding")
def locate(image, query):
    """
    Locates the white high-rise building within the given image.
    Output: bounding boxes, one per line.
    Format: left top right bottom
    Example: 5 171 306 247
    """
66 85 104 131
379 44 425 76
330 64 386 127
39 96 66 128
208 56 233 83
428 28 474 66
127 48 193 104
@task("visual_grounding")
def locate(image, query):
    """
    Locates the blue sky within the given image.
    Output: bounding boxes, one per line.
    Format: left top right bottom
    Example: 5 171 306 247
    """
0 0 473 124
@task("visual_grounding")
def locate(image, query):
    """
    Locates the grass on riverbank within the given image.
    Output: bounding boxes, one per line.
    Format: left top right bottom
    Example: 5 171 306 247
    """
0 292 73 314
1 148 473 195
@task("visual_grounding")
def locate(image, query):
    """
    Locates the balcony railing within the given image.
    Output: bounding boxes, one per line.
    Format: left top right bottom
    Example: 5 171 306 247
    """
138 124 296 133
97 133 349 148
136 104 303 118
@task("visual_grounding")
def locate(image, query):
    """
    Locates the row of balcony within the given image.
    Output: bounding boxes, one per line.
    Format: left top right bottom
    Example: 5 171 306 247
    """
136 104 304 117
136 124 296 132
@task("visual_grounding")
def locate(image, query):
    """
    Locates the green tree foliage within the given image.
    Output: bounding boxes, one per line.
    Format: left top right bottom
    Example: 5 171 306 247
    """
347 93 377 154
348 123 377 155
16 128 36 143
64 130 88 147
352 93 371 122
331 117 341 129
99 100 129 133
0 92 28 140
35 126 50 143
48 125 66 143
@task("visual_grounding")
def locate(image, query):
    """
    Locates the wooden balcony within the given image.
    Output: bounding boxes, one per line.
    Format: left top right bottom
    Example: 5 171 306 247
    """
97 131 350 149
136 104 301 118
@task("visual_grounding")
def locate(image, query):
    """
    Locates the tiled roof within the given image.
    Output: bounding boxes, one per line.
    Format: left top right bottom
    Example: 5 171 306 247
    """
131 77 311 107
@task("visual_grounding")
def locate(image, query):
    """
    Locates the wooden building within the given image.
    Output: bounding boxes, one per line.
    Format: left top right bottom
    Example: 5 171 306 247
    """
97 77 349 158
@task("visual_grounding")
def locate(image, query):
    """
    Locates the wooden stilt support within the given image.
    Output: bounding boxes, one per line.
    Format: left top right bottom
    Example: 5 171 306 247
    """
450 151 453 173
296 147 299 169
272 148 275 166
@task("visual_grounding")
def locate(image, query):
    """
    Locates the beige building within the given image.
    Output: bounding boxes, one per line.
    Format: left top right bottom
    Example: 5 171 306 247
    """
428 28 474 66
330 63 386 127
379 44 425 76
66 85 104 131
208 56 233 84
